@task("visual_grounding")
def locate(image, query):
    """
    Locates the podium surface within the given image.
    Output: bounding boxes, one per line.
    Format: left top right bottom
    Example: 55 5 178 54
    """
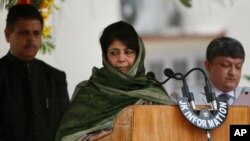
98 105 250 141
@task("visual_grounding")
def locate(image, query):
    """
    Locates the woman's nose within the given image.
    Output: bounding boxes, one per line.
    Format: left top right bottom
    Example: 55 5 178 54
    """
118 53 126 62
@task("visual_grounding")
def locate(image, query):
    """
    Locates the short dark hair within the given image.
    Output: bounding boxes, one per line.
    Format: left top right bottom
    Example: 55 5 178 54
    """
206 36 245 62
6 4 43 31
99 21 139 56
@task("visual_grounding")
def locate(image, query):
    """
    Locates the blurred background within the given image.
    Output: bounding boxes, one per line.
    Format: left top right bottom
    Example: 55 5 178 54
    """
1 0 250 98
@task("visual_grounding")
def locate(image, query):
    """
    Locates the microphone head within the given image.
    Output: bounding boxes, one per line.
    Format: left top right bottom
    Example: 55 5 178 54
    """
164 68 175 78
146 71 156 80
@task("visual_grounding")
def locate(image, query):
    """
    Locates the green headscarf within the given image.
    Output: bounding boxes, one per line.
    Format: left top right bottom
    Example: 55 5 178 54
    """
55 38 174 141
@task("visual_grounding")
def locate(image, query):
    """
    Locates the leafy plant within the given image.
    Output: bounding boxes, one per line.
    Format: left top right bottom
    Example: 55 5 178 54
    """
180 0 192 7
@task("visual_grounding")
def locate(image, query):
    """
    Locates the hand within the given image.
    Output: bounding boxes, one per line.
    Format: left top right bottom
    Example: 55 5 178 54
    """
79 129 112 141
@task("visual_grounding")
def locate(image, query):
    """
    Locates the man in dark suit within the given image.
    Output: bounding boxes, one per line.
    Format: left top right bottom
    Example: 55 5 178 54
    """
0 4 70 141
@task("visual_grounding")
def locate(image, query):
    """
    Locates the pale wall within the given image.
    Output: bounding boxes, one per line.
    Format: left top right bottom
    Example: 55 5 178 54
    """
1 0 250 97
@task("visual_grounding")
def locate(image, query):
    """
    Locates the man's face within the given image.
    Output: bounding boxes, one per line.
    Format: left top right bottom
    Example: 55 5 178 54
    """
205 56 244 92
5 19 42 61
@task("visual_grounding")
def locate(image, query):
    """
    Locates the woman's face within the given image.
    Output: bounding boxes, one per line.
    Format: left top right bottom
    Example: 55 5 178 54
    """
107 40 137 74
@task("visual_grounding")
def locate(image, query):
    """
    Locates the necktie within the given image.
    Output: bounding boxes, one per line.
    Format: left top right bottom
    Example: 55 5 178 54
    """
218 93 234 105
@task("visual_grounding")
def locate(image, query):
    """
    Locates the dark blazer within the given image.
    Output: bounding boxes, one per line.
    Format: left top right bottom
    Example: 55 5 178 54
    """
0 52 70 141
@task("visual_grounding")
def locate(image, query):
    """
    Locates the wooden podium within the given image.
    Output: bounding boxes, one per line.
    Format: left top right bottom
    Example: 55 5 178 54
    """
98 105 250 141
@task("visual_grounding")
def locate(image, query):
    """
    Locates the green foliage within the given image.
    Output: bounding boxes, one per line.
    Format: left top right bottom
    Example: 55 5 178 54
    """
39 35 55 54
180 0 192 7
0 0 15 10
244 75 250 81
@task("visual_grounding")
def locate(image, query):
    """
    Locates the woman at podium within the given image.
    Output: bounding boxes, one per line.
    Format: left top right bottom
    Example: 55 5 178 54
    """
55 21 174 141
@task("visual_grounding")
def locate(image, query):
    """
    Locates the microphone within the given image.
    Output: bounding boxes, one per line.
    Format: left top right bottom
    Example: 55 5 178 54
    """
181 76 196 110
146 71 171 85
186 68 217 110
176 68 228 141
204 77 217 110
164 68 175 78
146 71 156 80
165 68 196 110
146 71 162 84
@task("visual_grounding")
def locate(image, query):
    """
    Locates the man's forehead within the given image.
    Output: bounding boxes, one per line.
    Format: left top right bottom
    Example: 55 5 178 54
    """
212 56 244 64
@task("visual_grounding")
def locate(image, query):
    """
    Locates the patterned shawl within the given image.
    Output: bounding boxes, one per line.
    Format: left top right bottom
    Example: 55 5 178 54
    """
55 38 174 141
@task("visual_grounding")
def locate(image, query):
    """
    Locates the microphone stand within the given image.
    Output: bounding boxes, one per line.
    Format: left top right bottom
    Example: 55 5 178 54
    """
177 68 218 141
146 71 171 85
164 68 196 110
205 130 212 141
147 67 228 141
182 68 217 110
180 74 196 110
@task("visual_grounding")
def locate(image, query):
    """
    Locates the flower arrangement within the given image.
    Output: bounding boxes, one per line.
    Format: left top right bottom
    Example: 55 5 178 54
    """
1 0 60 54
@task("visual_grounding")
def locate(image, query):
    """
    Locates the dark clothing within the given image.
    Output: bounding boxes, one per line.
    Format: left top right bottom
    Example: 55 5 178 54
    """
0 52 70 141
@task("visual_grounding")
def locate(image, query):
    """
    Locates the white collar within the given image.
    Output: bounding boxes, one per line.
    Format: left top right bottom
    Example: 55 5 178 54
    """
212 85 235 98
214 88 235 98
